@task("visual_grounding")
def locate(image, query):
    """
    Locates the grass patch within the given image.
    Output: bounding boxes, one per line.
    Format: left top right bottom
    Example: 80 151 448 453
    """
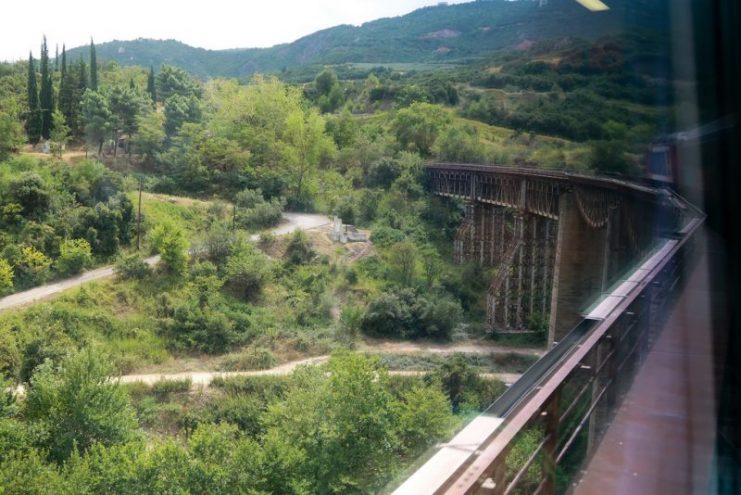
372 351 538 373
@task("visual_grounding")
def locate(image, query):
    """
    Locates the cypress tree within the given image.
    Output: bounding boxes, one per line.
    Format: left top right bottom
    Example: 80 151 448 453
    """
39 36 54 140
54 44 59 72
89 39 98 91
77 56 88 91
146 66 156 104
59 45 79 139
25 52 42 144
68 57 88 139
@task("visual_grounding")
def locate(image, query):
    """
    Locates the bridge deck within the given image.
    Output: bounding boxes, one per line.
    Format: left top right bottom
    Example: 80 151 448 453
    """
574 237 717 494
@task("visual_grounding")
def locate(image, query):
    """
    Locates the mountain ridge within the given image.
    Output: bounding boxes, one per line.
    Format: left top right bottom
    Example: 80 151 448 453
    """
66 0 667 78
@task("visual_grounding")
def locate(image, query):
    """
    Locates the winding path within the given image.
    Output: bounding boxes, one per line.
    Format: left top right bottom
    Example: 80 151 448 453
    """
0 213 331 313
118 355 522 387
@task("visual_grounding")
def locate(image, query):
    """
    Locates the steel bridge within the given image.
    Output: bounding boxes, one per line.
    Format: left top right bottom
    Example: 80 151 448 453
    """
392 163 705 495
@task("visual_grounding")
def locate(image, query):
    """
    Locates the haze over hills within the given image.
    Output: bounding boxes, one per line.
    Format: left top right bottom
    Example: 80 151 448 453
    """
65 0 668 78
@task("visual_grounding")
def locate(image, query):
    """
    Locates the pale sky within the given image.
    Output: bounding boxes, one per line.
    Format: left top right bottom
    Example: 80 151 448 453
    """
2 0 470 62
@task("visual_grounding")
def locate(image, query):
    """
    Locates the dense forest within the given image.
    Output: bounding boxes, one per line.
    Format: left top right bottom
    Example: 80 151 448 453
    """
0 1 675 492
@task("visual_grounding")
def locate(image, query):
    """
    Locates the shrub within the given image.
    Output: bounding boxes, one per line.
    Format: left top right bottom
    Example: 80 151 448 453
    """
115 253 152 280
163 303 239 354
150 379 192 400
55 239 92 276
369 225 405 247
206 394 265 436
284 230 315 265
24 349 137 462
361 289 462 340
15 246 51 287
224 245 271 300
220 347 277 371
234 188 285 229
150 222 189 275
0 259 13 295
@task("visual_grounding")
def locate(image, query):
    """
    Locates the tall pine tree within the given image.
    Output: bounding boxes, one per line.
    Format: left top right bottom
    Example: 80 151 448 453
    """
58 45 80 140
147 66 156 104
89 39 98 91
39 36 54 140
25 52 42 144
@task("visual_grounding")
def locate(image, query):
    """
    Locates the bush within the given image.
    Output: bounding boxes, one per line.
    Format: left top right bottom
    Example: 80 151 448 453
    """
220 347 277 371
150 222 189 275
0 259 13 295
24 349 137 462
14 246 51 288
150 379 192 400
224 245 272 300
206 394 265 436
235 188 285 229
163 301 241 354
361 289 462 340
55 239 92 276
284 230 314 266
369 225 405 247
115 253 153 280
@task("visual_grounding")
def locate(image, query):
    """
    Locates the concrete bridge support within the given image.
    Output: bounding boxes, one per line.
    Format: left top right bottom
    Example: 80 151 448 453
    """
548 192 609 344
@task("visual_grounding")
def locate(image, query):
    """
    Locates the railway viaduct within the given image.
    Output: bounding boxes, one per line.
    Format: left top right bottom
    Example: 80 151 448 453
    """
394 163 704 495
427 163 686 345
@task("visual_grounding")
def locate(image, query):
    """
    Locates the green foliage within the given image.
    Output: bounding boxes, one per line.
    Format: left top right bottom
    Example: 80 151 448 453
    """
49 110 70 158
284 230 315 266
114 253 152 280
81 89 112 154
396 383 452 454
164 94 201 136
224 243 272 300
426 354 506 413
0 109 24 160
24 349 137 463
39 37 54 140
8 172 50 220
220 347 277 371
387 241 418 286
150 222 189 275
55 239 92 276
0 258 13 295
15 246 52 287
361 288 462 340
25 52 42 144
156 65 201 100
262 352 400 493
234 189 284 229
589 139 631 175
391 102 450 156
150 378 192 400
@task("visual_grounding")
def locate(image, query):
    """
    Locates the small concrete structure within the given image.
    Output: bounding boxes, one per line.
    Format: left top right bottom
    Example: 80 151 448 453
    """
330 217 368 244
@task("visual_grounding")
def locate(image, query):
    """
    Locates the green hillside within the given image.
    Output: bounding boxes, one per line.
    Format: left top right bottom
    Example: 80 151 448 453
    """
66 0 669 78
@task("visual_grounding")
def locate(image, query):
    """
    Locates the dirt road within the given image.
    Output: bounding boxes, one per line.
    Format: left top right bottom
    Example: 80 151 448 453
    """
0 255 160 312
0 212 332 313
249 213 331 241
118 354 522 387
356 339 545 357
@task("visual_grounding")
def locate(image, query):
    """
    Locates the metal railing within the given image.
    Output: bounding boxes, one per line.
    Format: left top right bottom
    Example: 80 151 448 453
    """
393 194 704 495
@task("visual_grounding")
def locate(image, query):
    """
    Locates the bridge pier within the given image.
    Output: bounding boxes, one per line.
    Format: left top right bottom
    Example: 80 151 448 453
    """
549 192 609 345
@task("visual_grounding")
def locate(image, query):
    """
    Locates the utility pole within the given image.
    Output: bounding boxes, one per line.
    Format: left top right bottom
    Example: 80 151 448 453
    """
137 177 143 250
232 204 237 231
